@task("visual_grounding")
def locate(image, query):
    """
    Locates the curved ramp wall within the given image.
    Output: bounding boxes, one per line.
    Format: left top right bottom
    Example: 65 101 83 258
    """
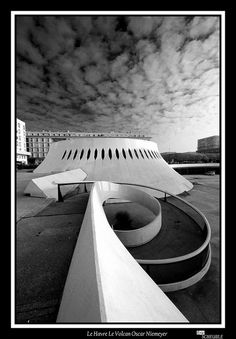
99 183 162 247
34 137 193 196
57 180 211 293
56 181 188 323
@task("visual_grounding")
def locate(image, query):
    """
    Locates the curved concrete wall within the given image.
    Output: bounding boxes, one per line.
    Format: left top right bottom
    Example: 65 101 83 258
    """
98 183 162 247
57 181 188 323
115 219 161 247
34 138 193 196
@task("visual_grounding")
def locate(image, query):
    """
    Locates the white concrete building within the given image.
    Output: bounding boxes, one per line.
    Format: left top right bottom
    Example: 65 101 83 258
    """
16 118 31 164
33 136 193 196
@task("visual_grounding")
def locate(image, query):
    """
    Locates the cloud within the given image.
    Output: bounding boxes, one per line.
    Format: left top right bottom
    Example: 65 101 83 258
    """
189 16 219 39
127 16 162 38
16 15 220 151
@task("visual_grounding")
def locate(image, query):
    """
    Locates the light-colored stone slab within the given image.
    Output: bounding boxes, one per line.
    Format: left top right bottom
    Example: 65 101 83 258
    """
24 168 87 199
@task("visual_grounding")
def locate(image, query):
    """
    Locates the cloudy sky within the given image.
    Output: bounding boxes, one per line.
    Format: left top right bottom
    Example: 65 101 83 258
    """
16 15 220 152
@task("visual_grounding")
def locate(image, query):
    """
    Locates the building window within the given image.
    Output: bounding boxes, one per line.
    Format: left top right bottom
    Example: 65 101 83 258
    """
61 151 67 160
108 149 112 159
128 149 133 159
101 149 105 160
148 150 153 159
134 149 139 159
80 149 84 160
73 149 78 160
122 149 126 159
94 149 98 160
87 149 91 160
115 149 119 159
67 150 72 160
139 149 144 159
144 150 149 159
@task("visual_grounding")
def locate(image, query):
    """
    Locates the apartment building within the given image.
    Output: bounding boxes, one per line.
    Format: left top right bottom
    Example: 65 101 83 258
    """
16 118 31 164
26 130 150 161
197 135 220 154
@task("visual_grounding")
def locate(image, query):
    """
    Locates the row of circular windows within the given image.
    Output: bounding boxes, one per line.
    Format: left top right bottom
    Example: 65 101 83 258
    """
61 148 162 161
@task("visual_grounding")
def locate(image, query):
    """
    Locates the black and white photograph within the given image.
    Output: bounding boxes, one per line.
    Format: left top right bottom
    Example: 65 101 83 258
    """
12 10 225 333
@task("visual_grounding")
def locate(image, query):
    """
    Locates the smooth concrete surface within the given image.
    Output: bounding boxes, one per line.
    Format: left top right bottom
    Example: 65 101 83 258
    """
99 182 162 247
57 181 188 323
24 168 87 199
15 173 220 324
33 137 193 196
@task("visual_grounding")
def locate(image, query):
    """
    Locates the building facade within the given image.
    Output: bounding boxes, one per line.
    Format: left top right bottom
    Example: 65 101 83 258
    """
197 135 220 154
26 131 150 162
16 118 31 164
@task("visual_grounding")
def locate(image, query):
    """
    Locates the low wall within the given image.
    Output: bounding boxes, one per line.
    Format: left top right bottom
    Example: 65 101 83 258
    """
99 183 162 247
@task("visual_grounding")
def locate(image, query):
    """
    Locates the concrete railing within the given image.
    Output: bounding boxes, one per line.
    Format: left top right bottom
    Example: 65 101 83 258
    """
57 181 211 292
116 184 211 292
56 181 188 323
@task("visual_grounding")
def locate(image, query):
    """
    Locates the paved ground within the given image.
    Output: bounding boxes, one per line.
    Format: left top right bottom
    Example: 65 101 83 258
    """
16 193 89 323
16 170 53 221
15 171 220 324
166 175 220 324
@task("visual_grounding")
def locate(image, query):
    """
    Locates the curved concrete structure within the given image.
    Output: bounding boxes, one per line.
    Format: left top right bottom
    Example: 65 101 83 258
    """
57 180 211 293
100 183 162 247
34 137 193 196
24 168 87 199
57 181 188 323
117 184 212 292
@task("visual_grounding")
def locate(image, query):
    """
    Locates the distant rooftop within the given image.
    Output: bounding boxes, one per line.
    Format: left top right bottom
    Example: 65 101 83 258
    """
26 130 151 140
